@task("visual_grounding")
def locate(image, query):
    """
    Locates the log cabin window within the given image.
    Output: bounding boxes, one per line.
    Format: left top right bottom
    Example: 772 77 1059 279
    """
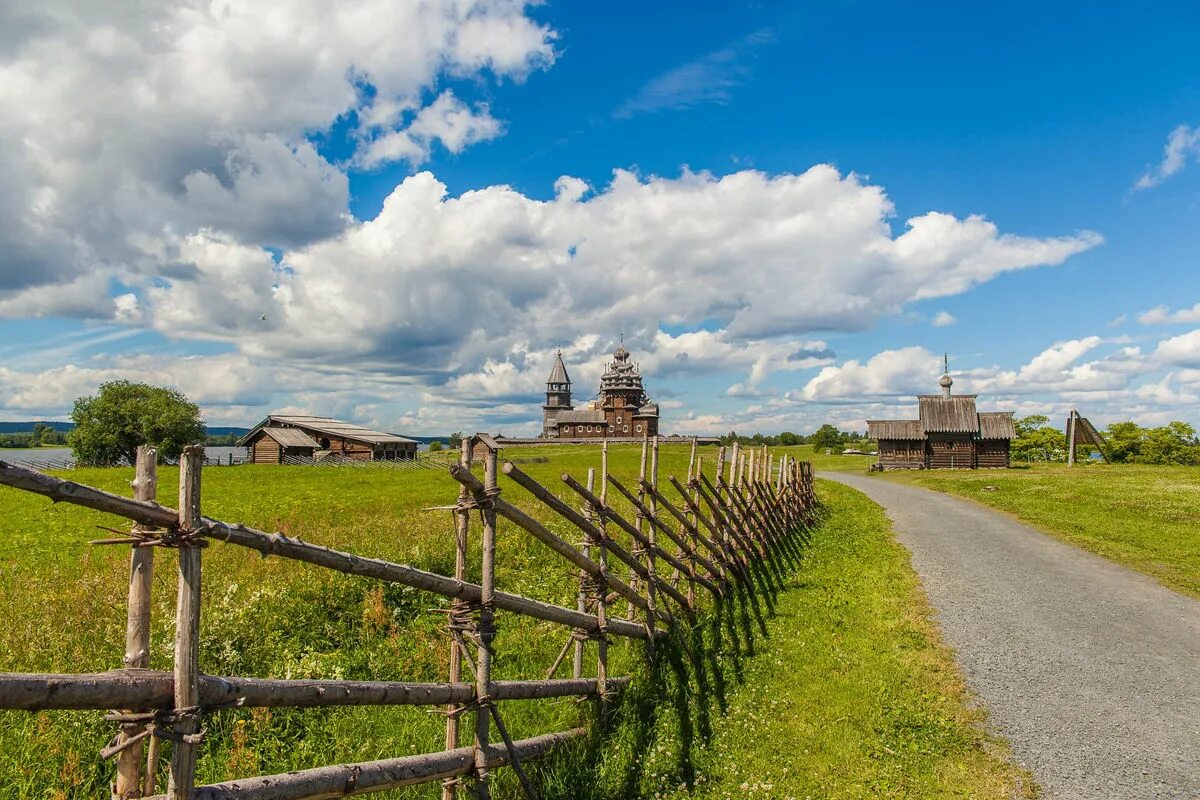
635 425 641 433
623 426 629 433
616 416 622 423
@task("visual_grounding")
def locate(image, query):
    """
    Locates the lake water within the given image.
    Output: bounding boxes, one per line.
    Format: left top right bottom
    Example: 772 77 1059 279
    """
0 446 250 468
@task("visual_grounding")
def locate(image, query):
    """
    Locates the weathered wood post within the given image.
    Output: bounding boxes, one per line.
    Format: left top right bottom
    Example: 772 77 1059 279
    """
443 436 474 800
168 446 203 800
114 446 156 800
645 435 663 614
1067 410 1077 467
572 467 597 680
681 438 698 604
473 443 499 800
636 434 657 630
596 442 609 697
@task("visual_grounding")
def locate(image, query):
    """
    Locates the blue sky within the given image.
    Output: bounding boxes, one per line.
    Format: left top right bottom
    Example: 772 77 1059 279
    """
1 1 1198 435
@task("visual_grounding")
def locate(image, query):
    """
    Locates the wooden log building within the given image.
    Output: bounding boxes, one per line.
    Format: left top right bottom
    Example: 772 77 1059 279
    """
237 415 419 464
868 360 1015 470
541 345 660 440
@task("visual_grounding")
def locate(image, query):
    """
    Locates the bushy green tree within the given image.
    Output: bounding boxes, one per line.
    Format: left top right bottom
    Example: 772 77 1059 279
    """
428 440 444 452
1012 415 1067 462
810 424 843 452
69 381 206 466
447 432 463 450
1135 422 1199 465
1103 421 1143 463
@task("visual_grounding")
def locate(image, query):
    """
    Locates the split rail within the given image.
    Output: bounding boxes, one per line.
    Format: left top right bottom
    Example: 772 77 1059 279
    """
0 436 816 800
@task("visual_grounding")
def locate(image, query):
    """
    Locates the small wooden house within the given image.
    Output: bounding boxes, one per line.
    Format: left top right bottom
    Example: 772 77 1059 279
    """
237 415 419 464
868 364 1015 470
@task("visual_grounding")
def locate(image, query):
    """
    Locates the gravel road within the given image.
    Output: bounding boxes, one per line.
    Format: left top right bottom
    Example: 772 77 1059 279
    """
822 471 1200 800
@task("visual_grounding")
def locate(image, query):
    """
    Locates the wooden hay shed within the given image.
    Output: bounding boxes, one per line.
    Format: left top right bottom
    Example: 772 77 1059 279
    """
238 415 419 464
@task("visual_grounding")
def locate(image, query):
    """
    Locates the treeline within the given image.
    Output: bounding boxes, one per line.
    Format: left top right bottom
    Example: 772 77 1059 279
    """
719 424 873 452
0 423 68 448
1014 415 1200 465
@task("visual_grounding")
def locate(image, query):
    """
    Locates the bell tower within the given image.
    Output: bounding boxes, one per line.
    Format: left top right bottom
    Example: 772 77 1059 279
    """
542 350 573 437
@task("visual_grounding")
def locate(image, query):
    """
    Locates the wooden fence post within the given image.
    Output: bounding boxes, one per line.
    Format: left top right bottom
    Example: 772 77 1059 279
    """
644 435 662 618
572 468 596 680
168 446 203 800
473 445 498 800
114 446 156 800
443 437 473 800
597 443 609 698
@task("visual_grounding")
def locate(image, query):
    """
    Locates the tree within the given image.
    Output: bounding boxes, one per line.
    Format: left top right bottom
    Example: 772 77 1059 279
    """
1012 415 1066 462
810 424 842 453
448 432 463 450
1103 421 1144 463
428 440 444 452
69 381 206 466
1137 422 1199 465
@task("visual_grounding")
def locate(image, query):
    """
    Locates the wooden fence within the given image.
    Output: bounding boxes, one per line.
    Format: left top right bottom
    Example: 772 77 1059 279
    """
0 435 816 800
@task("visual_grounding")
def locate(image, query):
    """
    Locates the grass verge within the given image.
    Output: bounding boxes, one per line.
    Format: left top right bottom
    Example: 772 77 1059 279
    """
881 464 1200 599
653 479 1034 799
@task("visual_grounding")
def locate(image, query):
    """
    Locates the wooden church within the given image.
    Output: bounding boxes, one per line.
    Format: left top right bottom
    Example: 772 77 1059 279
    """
868 358 1015 470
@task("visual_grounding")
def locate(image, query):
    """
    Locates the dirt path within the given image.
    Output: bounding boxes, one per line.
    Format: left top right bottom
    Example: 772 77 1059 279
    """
822 472 1200 800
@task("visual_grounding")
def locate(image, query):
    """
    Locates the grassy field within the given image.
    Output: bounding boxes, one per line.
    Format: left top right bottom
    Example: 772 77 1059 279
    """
879 463 1200 599
0 444 1023 798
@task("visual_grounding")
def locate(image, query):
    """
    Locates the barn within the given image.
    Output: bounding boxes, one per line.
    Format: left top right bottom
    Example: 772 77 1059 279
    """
868 363 1015 470
237 415 419 464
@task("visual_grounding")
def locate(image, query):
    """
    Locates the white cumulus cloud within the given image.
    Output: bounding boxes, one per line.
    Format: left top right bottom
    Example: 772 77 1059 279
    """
0 0 556 304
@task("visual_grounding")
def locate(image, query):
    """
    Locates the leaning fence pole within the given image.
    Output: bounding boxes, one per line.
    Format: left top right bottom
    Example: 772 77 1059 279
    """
168 447 203 800
443 437 473 800
472 445 499 800
114 446 157 800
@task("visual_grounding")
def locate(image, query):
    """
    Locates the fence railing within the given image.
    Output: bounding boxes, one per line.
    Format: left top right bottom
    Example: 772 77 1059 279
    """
0 436 816 800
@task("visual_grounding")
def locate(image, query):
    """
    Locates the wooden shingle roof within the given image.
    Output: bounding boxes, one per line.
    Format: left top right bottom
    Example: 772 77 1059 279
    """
918 395 980 433
554 409 606 424
260 427 320 448
237 415 418 447
977 411 1016 440
867 420 926 440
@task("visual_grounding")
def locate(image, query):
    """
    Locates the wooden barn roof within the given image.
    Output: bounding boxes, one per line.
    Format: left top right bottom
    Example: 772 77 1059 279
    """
260 427 320 448
918 395 980 433
238 415 418 447
867 420 926 440
977 411 1016 440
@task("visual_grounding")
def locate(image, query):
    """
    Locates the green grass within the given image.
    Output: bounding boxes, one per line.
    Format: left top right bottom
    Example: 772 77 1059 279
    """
650 480 1034 800
0 445 1024 798
880 463 1200 599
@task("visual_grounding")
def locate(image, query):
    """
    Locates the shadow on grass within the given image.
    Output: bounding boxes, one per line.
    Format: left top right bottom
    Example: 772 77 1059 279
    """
522 510 820 800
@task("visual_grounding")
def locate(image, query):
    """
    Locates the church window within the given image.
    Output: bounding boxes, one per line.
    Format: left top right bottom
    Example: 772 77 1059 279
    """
616 416 622 423
635 425 641 433
623 426 629 433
